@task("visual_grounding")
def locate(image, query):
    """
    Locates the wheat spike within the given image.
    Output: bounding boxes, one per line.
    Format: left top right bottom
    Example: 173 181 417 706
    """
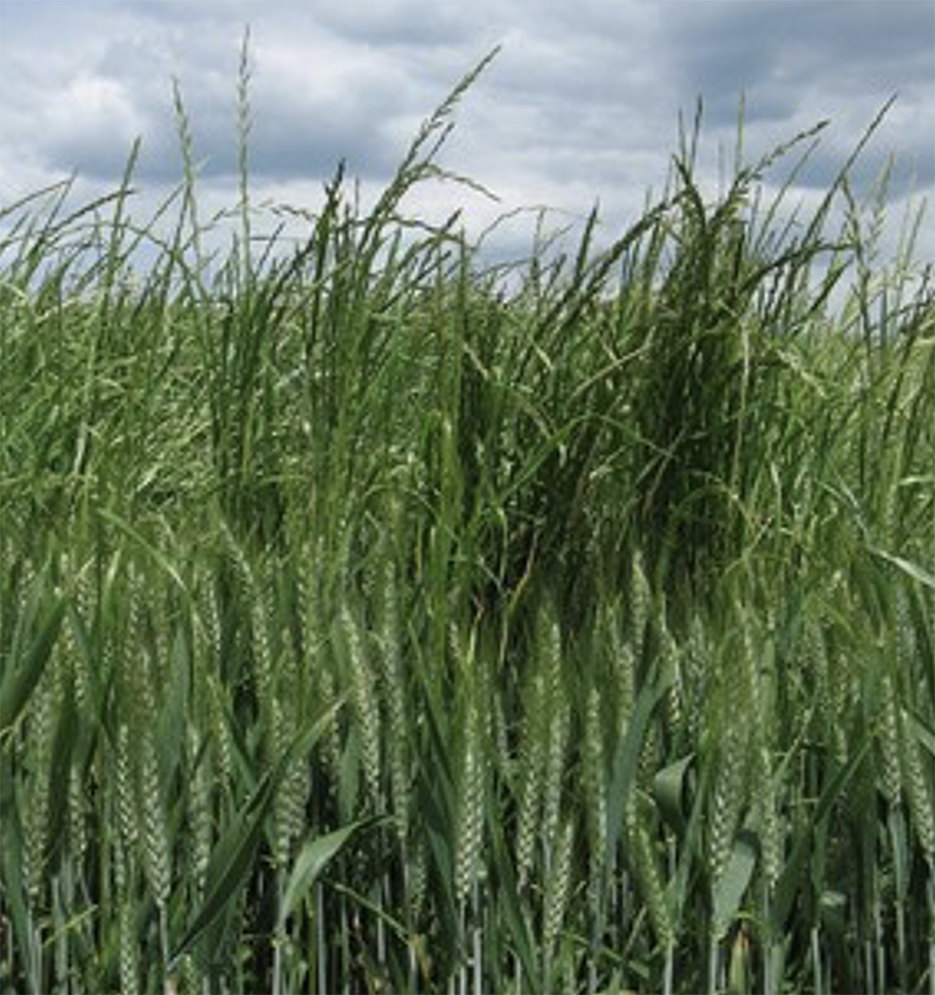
408 838 428 922
901 708 935 870
66 563 93 722
879 673 902 810
542 816 575 974
23 672 55 902
118 889 140 995
317 661 344 788
583 687 608 867
115 722 138 854
630 549 651 653
628 805 674 948
68 765 88 868
708 710 749 889
250 572 274 733
137 728 171 907
379 557 411 847
516 671 547 888
684 613 710 741
742 613 780 887
340 601 382 810
542 698 570 866
538 606 568 862
273 705 309 868
659 614 684 743
127 576 172 908
206 674 233 788
189 735 214 897
755 741 781 888
454 700 485 908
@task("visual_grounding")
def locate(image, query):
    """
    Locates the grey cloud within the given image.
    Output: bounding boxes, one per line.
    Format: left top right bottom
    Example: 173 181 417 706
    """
1 0 931 264
660 2 934 125
304 0 474 48
7 9 415 186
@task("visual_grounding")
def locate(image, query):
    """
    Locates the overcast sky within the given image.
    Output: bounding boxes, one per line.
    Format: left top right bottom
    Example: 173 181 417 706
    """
1 0 933 270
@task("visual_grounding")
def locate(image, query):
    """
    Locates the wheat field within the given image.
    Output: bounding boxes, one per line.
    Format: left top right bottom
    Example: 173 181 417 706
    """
1 52 933 994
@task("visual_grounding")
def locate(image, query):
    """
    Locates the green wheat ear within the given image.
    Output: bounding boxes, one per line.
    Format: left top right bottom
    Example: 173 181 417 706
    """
515 669 548 889
453 698 485 909
378 554 411 848
339 601 382 812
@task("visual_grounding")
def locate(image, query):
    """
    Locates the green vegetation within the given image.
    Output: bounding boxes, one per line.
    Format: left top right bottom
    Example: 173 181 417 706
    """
2 49 933 994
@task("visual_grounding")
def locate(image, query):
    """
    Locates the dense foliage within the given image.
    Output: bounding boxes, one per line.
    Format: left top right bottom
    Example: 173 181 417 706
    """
2 52 933 994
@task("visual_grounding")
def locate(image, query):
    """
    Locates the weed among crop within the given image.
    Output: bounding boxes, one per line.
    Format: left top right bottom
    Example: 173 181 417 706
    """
1 47 933 994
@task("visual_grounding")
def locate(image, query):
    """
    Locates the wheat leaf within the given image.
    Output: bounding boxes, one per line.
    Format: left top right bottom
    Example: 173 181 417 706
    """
0 599 65 734
277 815 383 929
712 828 758 939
